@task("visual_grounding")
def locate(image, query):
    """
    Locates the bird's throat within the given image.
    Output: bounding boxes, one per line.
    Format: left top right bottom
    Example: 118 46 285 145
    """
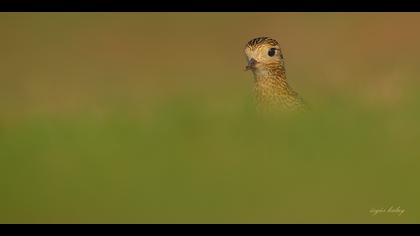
253 69 296 109
254 72 291 94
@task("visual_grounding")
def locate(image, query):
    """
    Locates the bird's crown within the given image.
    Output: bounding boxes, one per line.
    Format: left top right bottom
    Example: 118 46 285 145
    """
246 37 279 49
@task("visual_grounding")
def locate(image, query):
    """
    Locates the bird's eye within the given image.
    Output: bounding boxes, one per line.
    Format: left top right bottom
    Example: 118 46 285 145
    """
268 48 276 57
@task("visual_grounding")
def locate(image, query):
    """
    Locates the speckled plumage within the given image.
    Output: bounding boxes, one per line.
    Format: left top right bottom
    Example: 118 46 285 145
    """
244 37 307 112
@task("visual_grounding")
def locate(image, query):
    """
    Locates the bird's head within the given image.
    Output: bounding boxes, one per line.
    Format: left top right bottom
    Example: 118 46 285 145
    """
244 37 284 75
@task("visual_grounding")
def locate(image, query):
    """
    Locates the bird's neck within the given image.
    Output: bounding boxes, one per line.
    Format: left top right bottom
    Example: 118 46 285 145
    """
253 65 295 102
251 63 306 112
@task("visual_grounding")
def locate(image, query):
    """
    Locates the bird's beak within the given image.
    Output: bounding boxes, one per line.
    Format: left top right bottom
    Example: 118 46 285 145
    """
245 58 258 71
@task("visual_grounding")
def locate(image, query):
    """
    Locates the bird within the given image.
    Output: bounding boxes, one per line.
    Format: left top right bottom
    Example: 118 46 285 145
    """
244 37 307 112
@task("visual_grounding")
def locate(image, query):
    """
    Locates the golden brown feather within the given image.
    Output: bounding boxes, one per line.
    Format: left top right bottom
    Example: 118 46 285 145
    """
244 36 307 112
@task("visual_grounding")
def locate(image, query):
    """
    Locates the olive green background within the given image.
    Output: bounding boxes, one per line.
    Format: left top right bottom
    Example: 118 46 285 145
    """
1 13 419 223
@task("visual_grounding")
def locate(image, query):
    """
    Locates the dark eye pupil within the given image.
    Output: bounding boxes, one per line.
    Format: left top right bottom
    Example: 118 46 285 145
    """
268 48 276 57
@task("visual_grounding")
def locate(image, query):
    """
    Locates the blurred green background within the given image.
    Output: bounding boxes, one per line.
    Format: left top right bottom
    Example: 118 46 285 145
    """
1 13 420 223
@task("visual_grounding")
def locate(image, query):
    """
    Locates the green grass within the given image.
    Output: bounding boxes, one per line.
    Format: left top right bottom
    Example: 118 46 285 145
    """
1 96 420 223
